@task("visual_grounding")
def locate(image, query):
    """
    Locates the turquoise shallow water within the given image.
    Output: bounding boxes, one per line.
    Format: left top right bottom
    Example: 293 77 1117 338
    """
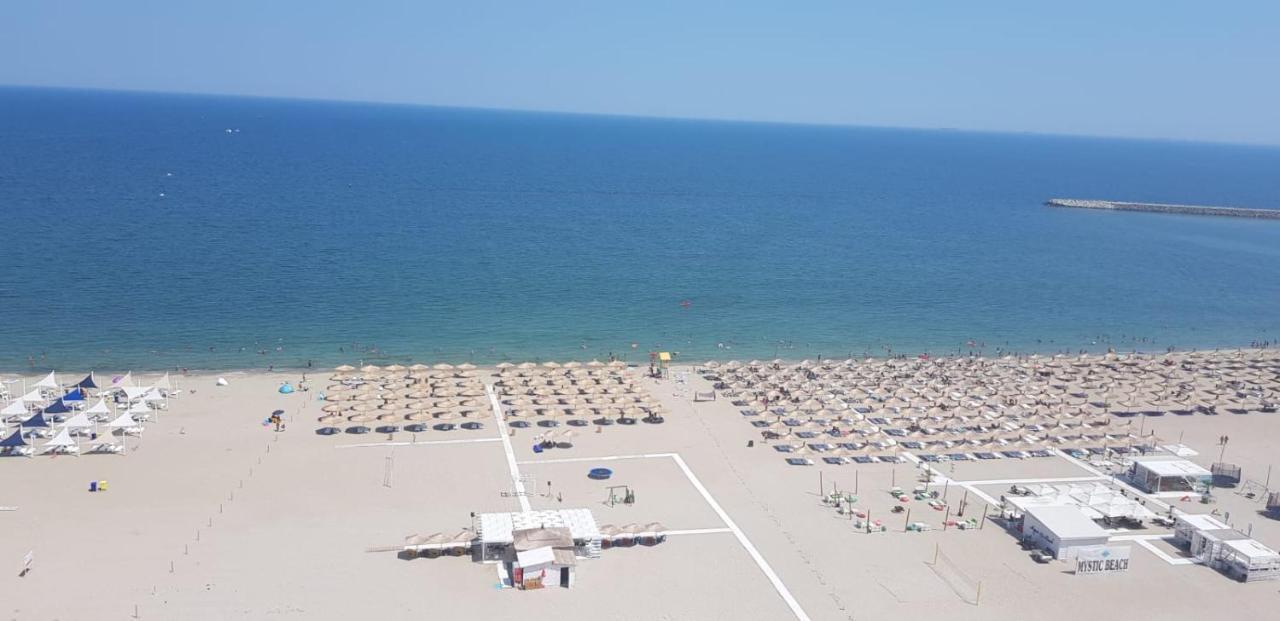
2 87 1279 370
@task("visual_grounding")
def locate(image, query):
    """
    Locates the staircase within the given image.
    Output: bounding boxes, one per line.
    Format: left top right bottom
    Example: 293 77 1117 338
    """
586 538 602 559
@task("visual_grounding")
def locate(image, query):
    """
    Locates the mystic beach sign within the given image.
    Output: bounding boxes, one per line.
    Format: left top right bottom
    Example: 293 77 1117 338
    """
1074 545 1131 575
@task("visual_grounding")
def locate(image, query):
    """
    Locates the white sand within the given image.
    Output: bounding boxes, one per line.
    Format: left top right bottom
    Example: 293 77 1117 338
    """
1 358 1278 620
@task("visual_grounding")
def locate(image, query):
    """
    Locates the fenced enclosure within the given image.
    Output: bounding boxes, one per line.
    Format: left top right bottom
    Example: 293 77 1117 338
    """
1210 462 1242 487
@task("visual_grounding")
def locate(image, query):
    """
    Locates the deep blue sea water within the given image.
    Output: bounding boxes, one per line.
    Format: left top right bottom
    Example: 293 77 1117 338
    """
2 87 1279 370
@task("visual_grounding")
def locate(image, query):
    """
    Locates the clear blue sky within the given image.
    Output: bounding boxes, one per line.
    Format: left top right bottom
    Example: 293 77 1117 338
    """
4 1 1278 144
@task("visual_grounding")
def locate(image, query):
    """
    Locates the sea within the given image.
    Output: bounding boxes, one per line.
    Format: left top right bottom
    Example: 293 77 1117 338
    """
2 87 1279 371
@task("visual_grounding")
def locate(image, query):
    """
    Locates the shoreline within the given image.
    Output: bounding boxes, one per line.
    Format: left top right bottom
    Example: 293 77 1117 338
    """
4 344 1278 377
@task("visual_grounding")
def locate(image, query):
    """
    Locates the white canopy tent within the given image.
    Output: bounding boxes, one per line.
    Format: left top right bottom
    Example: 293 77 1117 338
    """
85 399 111 415
20 388 44 403
123 386 154 401
2 400 28 416
62 412 94 429
41 427 78 455
107 411 140 453
34 372 59 389
1012 483 1157 522
108 412 140 429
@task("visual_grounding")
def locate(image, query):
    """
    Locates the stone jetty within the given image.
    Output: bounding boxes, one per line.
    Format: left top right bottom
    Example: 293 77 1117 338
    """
1046 198 1280 220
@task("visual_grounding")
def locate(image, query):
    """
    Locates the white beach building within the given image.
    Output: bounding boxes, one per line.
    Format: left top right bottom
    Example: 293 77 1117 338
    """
1021 505 1111 559
475 508 601 589
1173 514 1280 582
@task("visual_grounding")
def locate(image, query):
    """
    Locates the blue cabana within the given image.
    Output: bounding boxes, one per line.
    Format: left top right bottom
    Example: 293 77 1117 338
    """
0 429 28 447
43 400 72 415
75 373 99 389
62 388 85 402
22 412 51 428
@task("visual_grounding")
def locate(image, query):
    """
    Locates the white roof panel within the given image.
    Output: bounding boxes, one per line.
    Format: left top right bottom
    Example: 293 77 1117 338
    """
1177 513 1230 531
1223 539 1280 561
1132 457 1211 477
479 508 600 544
516 546 556 567
1025 505 1109 540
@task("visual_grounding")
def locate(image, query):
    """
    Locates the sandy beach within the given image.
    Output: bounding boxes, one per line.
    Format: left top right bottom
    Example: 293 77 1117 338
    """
2 351 1279 620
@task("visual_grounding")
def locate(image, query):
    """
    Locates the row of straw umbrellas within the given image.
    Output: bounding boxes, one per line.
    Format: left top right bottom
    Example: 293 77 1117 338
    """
495 365 665 422
315 360 658 429
319 364 489 427
705 349 1280 458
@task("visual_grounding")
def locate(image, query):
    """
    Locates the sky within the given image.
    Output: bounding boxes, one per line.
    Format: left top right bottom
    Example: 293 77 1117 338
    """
3 1 1279 145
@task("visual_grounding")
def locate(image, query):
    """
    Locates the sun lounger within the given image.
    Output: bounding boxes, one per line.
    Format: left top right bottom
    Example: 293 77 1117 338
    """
785 457 814 466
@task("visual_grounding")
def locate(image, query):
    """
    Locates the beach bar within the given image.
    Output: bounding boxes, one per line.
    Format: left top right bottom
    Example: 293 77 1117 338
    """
1127 456 1212 494
475 508 602 589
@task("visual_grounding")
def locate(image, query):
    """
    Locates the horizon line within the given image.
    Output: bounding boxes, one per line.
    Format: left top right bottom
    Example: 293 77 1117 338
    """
3 82 1278 150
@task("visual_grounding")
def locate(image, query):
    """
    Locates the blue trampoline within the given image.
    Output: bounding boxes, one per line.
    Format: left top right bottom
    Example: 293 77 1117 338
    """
588 468 613 480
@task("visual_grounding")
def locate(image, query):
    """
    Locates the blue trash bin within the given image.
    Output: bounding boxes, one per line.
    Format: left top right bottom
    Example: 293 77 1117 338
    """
89 481 98 492
532 444 543 454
